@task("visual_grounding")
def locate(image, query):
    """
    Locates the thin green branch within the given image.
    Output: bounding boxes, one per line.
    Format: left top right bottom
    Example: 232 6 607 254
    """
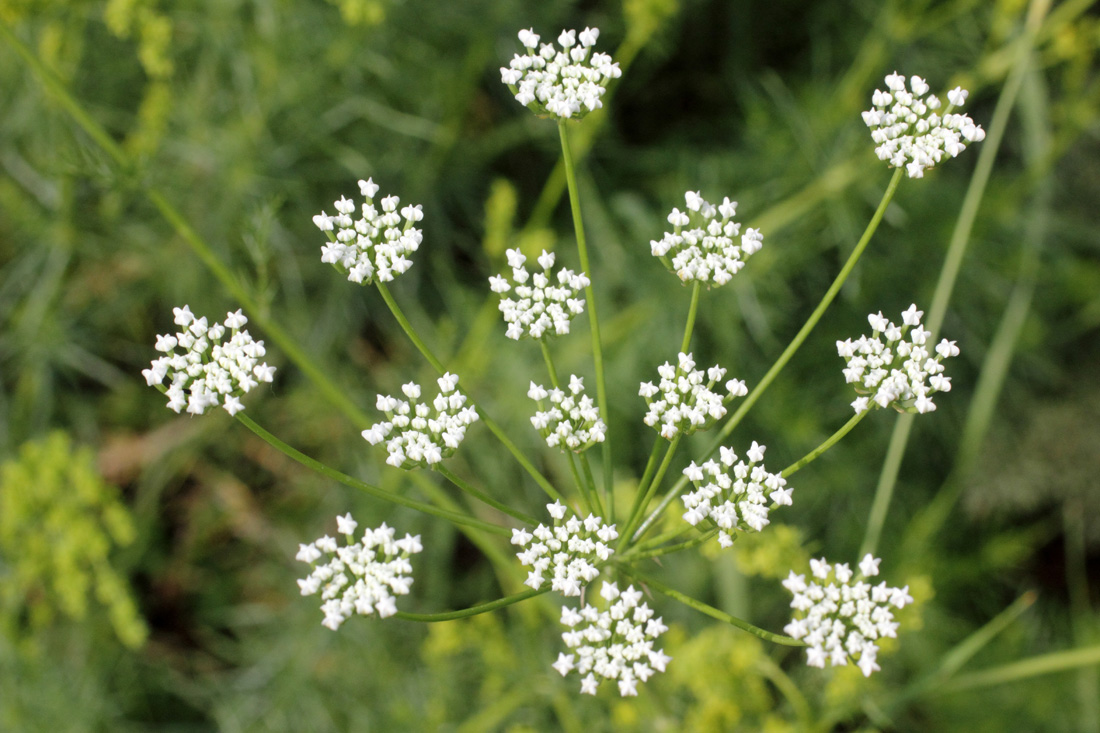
620 528 716 562
558 119 613 501
681 281 703 353
235 413 508 535
1 22 127 167
630 439 663 524
436 464 537 525
781 407 871 478
482 413 566 504
564 451 594 516
620 435 681 549
711 166 904 449
578 453 604 518
633 525 695 554
756 654 814 729
376 281 564 504
376 280 447 373
396 587 546 622
946 645 1100 693
536 341 602 514
405 470 523 589
619 566 805 647
539 339 561 389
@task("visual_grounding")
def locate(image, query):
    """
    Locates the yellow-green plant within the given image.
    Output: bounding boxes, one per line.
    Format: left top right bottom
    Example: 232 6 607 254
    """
0 431 147 651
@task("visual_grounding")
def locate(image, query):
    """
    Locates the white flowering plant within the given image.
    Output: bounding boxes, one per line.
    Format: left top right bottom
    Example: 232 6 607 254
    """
313 177 424 285
490 248 591 341
650 191 763 286
137 26 993 702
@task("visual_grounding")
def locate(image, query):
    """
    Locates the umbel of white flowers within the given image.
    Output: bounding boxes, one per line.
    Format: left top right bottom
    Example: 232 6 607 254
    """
313 178 424 285
862 73 985 178
681 441 792 548
489 249 590 340
500 27 622 120
639 352 748 439
362 373 479 469
143 305 276 416
553 582 672 697
528 375 607 452
296 514 423 630
782 554 914 677
511 501 618 596
837 304 959 414
651 191 763 286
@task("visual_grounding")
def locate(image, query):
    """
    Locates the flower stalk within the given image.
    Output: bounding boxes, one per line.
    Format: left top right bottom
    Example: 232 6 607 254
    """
559 119 614 507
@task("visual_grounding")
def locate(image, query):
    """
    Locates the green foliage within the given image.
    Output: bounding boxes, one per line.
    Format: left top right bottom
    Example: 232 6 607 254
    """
1 0 1099 728
0 431 147 650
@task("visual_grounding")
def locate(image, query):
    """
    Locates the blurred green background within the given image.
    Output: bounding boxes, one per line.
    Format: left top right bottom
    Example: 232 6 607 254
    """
1 0 1099 730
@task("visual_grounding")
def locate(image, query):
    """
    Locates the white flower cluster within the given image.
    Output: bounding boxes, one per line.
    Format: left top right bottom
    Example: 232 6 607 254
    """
862 72 986 179
837 304 959 414
489 248 590 340
527 375 607 452
639 352 748 440
312 178 424 285
650 191 763 286
296 514 423 630
511 501 618 596
143 305 276 416
553 582 672 696
500 27 621 120
362 373 479 469
681 442 792 548
782 555 913 677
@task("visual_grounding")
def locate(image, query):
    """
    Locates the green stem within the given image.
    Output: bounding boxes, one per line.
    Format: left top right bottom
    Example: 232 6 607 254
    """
681 281 703 353
485 413 565 503
376 281 446 373
539 339 561 389
620 528 716 562
405 470 522 589
235 414 507 535
860 2 1046 559
376 281 564 504
947 645 1100 693
539 340 602 515
565 451 594 515
925 591 1037 686
396 587 546 622
713 166 903 450
755 654 814 731
1 22 127 167
558 119 613 501
631 439 663 522
436 464 537 525
619 435 681 549
858 417 912 559
578 453 605 518
781 407 872 478
634 166 905 545
618 566 804 647
633 525 695 554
